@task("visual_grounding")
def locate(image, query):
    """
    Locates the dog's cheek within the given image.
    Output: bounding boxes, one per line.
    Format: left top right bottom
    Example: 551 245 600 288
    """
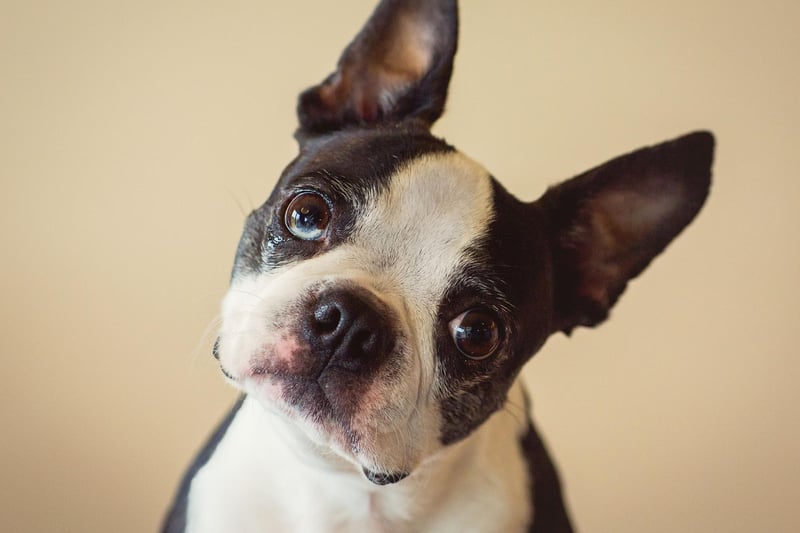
257 334 302 371
217 272 311 380
438 379 510 445
247 334 321 378
218 326 302 381
432 348 521 446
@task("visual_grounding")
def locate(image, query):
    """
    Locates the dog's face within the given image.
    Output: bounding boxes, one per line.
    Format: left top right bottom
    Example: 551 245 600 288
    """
217 127 555 482
215 0 712 484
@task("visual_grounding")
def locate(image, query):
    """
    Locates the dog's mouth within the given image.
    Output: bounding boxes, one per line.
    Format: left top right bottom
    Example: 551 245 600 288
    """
220 361 422 485
214 291 424 484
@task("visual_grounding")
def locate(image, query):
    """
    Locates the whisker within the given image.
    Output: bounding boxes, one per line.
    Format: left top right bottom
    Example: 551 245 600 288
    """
191 314 224 366
226 187 249 217
228 288 270 306
501 398 529 430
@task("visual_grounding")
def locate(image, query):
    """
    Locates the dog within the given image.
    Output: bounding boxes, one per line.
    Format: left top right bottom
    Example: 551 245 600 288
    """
162 1 713 531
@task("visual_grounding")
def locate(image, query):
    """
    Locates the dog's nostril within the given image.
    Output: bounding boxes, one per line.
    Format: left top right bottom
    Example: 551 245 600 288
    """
313 303 342 334
353 329 376 357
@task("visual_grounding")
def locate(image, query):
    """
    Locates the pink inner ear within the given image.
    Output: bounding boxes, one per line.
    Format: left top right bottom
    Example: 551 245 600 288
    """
363 12 437 117
297 0 458 132
544 131 713 332
585 174 688 258
318 11 438 122
578 180 688 307
382 12 436 78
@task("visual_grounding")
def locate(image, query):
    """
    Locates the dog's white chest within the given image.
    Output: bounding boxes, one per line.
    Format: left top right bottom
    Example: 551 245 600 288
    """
185 392 532 533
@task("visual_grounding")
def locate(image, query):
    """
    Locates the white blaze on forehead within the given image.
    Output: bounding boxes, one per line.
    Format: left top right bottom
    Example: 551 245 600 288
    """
353 151 494 303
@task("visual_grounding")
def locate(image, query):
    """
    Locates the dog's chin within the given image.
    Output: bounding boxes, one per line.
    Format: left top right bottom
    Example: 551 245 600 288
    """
237 371 424 485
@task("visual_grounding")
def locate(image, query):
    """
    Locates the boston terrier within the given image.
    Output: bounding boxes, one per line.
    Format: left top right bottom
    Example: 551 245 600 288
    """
163 0 713 531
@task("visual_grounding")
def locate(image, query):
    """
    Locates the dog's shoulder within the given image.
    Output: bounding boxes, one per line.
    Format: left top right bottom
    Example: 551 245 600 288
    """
161 396 246 533
519 414 575 533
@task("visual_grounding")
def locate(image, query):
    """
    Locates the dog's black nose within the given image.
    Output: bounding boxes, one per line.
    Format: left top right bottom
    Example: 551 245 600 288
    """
305 288 394 372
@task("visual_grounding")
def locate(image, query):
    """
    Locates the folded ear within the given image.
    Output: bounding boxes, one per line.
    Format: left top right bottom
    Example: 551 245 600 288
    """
297 0 458 136
535 131 714 334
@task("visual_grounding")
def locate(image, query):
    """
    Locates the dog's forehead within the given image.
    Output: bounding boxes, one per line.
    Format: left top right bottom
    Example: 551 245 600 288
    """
284 126 454 193
349 151 494 302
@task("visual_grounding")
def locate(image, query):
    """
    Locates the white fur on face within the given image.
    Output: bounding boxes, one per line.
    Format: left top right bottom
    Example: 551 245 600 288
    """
217 151 495 475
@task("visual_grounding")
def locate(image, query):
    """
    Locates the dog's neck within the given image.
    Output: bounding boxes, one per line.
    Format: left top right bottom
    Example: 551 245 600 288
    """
188 381 533 532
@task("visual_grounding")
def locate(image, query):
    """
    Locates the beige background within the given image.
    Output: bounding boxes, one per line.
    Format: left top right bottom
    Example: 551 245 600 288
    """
2 0 798 531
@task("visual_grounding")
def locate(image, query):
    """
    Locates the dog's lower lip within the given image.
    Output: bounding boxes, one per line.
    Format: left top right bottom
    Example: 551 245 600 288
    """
362 468 409 486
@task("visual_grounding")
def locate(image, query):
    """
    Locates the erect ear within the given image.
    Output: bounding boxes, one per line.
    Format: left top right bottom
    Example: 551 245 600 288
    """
535 131 714 335
297 0 458 136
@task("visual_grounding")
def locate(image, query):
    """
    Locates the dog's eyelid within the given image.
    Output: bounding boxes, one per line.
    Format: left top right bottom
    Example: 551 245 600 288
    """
445 282 514 320
286 177 355 206
291 187 333 205
293 169 349 188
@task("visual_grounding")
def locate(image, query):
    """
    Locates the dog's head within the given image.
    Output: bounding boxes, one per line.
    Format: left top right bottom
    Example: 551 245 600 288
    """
215 0 712 484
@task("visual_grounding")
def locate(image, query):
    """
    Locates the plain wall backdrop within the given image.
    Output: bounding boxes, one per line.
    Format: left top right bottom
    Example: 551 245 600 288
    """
2 0 798 531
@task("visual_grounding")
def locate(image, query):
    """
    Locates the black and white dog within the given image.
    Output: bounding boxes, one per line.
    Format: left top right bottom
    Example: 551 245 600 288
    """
163 1 713 531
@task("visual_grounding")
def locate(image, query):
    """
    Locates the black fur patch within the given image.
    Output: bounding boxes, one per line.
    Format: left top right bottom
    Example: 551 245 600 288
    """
520 418 574 532
437 179 554 445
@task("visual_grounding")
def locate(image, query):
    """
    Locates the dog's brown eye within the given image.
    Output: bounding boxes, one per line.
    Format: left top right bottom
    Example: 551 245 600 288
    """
449 309 502 360
284 192 331 241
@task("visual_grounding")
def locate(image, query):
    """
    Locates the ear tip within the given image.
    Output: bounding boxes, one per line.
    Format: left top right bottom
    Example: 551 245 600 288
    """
667 130 715 198
684 129 715 147
682 130 716 166
677 130 715 172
